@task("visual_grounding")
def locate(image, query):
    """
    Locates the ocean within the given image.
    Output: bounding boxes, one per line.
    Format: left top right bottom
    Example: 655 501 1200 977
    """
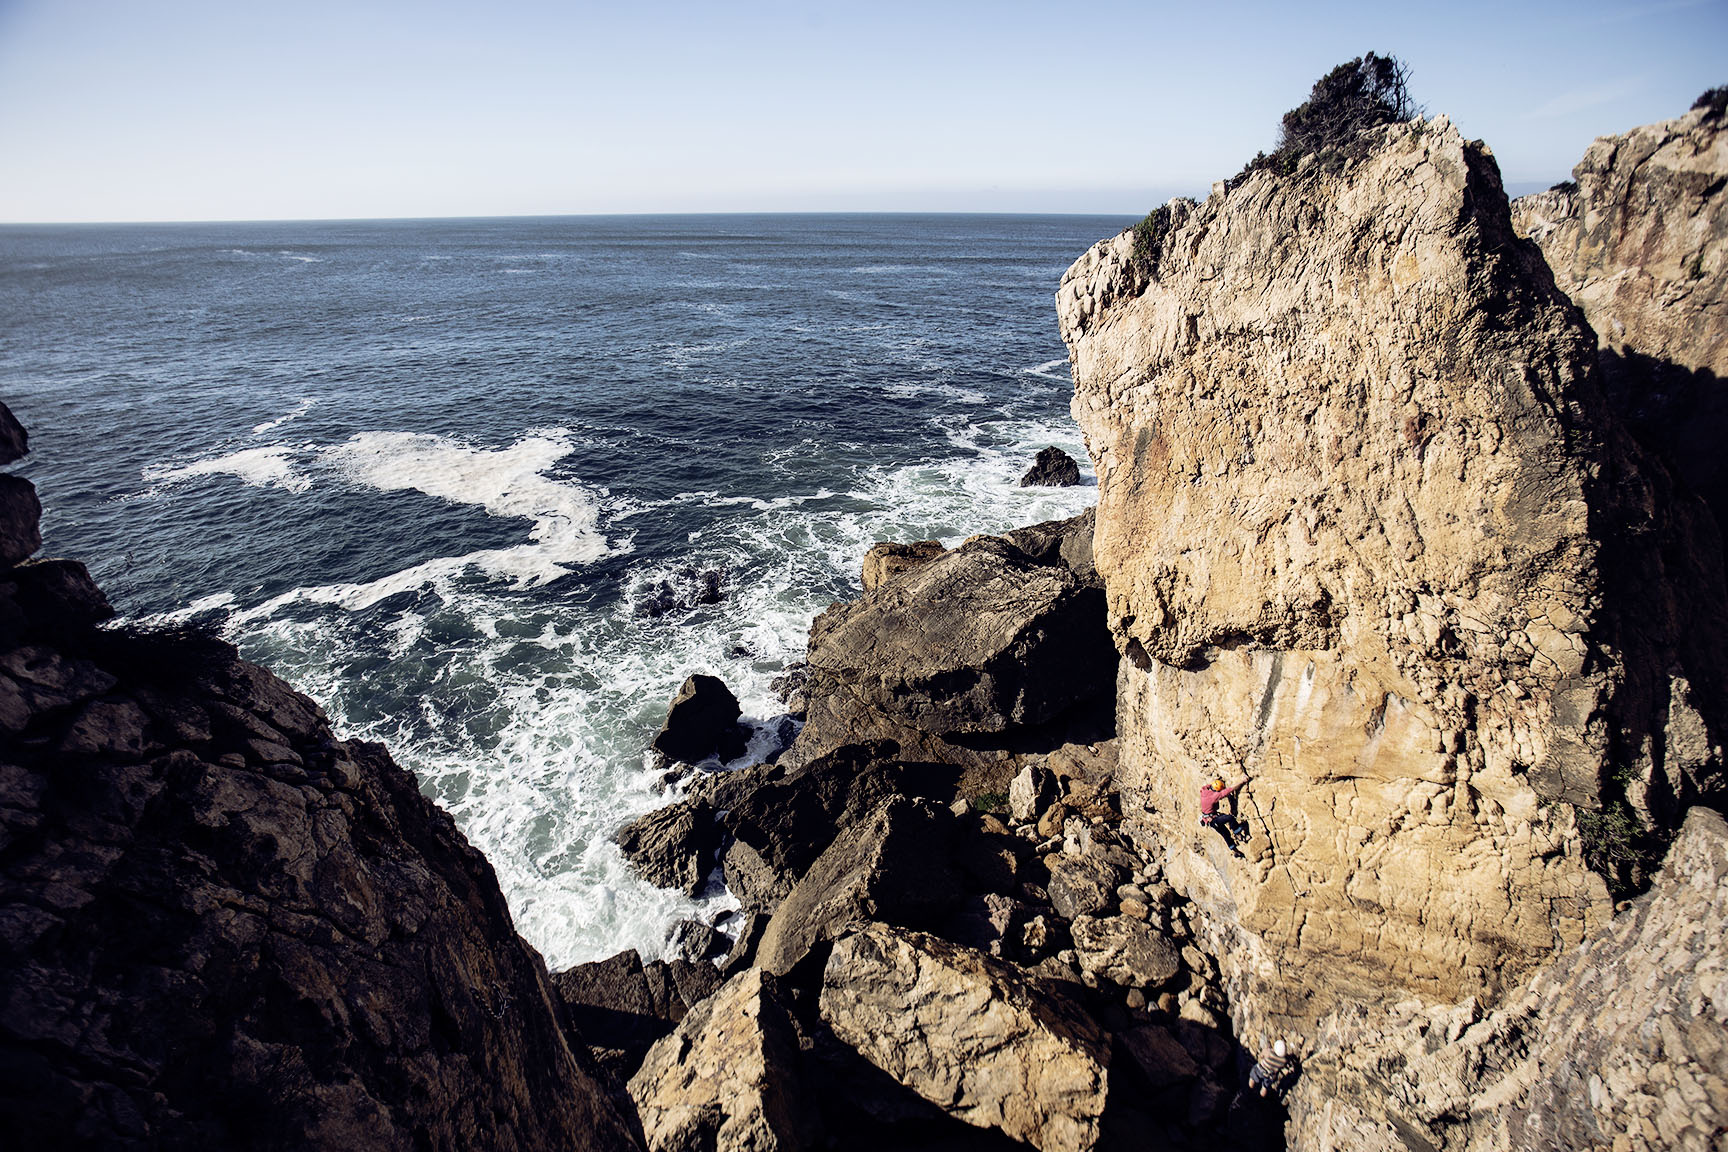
0 213 1125 969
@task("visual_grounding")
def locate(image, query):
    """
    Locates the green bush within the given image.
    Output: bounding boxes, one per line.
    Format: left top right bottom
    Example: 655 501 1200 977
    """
1129 203 1174 280
1693 85 1727 121
1228 53 1419 187
1577 802 1663 901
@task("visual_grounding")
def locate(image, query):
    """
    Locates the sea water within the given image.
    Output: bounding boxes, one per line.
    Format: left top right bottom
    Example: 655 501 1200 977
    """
0 213 1126 968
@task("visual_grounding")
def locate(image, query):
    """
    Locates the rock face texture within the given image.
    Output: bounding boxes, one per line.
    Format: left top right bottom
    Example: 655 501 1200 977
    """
1288 806 1728 1152
1057 116 1728 1041
1512 100 1728 537
820 925 1111 1152
0 425 639 1149
628 968 819 1152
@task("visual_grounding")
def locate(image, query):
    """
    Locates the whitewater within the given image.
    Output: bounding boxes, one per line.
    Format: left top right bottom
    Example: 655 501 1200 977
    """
0 213 1127 968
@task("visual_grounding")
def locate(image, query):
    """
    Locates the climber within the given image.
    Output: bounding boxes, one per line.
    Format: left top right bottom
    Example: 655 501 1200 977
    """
1200 775 1250 853
1248 1037 1297 1099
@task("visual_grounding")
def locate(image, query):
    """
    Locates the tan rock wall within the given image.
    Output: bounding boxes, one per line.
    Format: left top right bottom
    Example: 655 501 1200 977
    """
1059 119 1628 1041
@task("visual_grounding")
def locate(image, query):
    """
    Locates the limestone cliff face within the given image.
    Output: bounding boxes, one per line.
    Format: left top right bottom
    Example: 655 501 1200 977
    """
1055 114 1727 1051
1512 101 1728 534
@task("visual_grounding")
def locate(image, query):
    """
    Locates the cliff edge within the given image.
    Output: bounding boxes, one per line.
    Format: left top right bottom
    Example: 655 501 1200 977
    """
0 404 640 1149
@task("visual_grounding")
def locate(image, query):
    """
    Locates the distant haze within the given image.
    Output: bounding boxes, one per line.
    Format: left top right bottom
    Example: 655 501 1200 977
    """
0 0 1723 223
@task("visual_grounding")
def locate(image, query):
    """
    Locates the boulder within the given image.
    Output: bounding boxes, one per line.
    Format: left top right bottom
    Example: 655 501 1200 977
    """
616 799 722 896
720 741 908 910
1069 914 1181 988
553 949 720 1079
653 674 747 765
792 535 1117 770
1020 446 1082 487
1046 853 1121 921
861 539 946 591
628 967 819 1152
0 401 26 466
0 474 41 567
755 796 961 976
820 925 1110 1152
1009 763 1060 824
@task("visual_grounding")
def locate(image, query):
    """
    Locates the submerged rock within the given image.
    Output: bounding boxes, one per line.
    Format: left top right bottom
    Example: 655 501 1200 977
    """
1020 445 1082 487
653 673 748 765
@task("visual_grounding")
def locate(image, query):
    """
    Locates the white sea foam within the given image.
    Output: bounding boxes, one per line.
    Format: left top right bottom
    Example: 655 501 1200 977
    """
143 444 312 493
231 430 621 618
1024 358 1071 381
252 397 316 436
191 411 1094 969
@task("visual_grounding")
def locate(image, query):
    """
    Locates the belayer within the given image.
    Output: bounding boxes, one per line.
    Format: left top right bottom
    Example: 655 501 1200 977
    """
1200 775 1250 853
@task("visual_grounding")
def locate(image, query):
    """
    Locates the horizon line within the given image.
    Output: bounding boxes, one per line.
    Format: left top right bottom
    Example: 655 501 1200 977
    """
0 207 1162 229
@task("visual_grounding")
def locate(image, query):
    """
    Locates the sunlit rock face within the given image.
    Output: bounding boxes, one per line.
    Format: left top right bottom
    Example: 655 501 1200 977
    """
1056 116 1727 1048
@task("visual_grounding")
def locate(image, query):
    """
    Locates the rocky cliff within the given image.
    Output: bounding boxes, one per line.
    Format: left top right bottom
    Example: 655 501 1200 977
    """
1511 96 1728 543
1056 113 1728 1147
0 403 641 1149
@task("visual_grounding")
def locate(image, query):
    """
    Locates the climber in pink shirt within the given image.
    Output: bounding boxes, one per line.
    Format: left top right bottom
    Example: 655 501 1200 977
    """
1200 775 1250 853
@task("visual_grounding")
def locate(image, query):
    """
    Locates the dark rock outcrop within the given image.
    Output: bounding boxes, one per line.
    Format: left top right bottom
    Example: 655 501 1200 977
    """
553 949 721 1081
0 418 642 1150
0 402 26 466
652 674 748 766
788 518 1116 778
1020 445 1083 487
616 799 724 897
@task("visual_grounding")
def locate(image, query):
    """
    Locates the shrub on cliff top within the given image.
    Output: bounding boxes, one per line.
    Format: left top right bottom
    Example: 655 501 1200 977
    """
1694 85 1728 122
1228 53 1420 188
1128 203 1175 280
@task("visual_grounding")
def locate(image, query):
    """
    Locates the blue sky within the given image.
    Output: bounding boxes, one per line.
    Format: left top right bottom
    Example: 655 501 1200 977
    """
0 0 1722 222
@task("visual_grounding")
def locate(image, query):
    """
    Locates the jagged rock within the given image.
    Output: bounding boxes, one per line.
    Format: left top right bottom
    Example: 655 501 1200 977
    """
653 674 747 765
1046 853 1120 920
819 924 1110 1152
1068 914 1180 988
0 632 639 1149
790 533 1117 770
616 799 722 896
0 475 41 567
1287 806 1728 1151
1009 762 1059 824
637 566 727 619
861 539 946 591
1020 445 1082 487
1120 1023 1200 1089
0 401 26 466
628 967 819 1152
553 949 720 1081
8 560 113 631
667 918 728 964
1057 113 1728 1041
720 742 910 912
939 892 1033 959
1512 99 1728 536
755 796 960 976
